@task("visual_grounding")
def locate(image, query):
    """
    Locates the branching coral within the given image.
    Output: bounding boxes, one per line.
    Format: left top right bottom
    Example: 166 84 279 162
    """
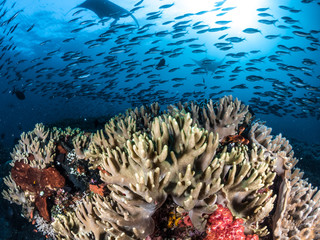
2 124 90 224
272 169 320 239
2 96 320 240
10 123 55 169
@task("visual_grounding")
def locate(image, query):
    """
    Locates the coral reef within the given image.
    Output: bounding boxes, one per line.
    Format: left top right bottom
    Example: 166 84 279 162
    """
2 96 320 240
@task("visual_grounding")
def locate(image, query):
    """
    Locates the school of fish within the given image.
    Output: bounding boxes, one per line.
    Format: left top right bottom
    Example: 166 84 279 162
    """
0 0 320 121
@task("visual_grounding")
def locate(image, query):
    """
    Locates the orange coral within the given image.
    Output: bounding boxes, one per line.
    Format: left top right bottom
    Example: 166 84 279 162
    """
89 184 106 196
57 144 67 154
221 126 249 145
97 166 110 175
76 165 85 174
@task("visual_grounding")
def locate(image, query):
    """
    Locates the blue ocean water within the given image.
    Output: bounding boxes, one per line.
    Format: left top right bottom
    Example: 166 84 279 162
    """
0 0 319 146
0 0 319 239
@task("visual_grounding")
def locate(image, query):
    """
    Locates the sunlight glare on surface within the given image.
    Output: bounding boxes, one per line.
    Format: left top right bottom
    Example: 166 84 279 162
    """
175 0 265 32
225 0 262 29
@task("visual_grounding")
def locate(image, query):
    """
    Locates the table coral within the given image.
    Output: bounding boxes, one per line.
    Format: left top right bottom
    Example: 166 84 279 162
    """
2 96 320 240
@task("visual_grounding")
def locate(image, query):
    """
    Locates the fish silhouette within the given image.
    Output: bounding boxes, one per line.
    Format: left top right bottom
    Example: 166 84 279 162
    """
75 0 139 27
12 87 25 100
156 58 166 70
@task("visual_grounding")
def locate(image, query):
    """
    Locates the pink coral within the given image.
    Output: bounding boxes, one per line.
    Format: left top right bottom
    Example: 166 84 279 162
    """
204 205 259 240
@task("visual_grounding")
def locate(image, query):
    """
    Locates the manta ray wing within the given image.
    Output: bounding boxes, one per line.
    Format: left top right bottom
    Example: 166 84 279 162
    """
192 57 224 73
76 0 139 27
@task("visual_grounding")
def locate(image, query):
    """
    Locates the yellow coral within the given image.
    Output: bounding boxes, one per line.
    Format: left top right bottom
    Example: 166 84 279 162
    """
167 211 181 228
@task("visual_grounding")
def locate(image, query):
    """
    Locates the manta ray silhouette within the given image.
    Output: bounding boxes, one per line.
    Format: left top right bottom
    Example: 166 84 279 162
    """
75 0 139 27
192 57 224 74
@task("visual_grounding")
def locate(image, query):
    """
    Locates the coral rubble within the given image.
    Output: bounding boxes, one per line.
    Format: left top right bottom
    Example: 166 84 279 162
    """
2 96 320 240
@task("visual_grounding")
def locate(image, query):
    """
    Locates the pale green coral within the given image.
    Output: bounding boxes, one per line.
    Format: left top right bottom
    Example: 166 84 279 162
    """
78 99 277 238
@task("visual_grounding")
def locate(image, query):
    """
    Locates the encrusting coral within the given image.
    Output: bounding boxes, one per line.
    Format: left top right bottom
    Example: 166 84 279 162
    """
2 96 320 240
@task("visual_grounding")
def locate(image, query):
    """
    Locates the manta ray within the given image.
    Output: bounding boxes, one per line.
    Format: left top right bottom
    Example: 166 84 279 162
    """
75 0 139 27
192 57 224 74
